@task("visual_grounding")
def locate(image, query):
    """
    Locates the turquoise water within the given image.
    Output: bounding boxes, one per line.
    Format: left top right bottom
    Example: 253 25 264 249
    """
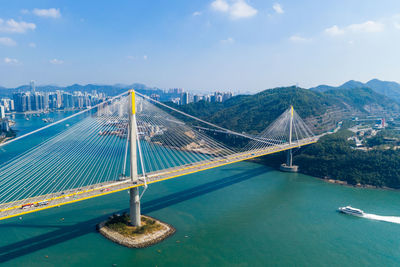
1 163 400 266
1 114 400 266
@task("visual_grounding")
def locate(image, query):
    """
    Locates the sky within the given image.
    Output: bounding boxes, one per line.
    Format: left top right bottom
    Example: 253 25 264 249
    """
1 0 400 92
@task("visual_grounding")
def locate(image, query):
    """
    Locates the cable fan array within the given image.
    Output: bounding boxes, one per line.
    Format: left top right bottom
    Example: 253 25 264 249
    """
134 95 236 175
243 107 315 152
0 93 240 208
0 92 316 211
0 96 130 208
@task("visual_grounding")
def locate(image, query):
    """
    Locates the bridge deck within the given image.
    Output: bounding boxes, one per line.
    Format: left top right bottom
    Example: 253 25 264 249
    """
0 138 317 221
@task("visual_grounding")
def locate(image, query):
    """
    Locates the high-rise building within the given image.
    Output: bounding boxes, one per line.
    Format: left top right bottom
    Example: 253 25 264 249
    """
1 99 9 111
9 99 14 111
181 92 190 105
56 91 62 108
30 80 36 93
193 95 203 103
222 92 233 101
0 105 5 119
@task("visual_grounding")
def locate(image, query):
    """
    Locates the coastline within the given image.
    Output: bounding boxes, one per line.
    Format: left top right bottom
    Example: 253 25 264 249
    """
0 131 17 145
319 177 394 190
248 158 396 191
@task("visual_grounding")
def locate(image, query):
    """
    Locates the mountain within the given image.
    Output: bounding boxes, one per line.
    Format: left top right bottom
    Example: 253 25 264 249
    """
175 86 400 134
365 79 400 102
310 79 400 102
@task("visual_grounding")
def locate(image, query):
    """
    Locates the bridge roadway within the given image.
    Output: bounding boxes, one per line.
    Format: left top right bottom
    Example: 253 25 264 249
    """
0 137 317 221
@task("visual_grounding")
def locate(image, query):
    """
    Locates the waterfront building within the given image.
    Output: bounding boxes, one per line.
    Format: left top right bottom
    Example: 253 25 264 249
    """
1 98 14 111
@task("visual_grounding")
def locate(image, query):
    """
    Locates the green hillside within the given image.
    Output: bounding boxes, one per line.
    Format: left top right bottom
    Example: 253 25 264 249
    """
175 86 399 134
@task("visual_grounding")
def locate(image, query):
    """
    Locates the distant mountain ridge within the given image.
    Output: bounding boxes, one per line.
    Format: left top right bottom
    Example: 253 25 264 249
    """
310 79 400 102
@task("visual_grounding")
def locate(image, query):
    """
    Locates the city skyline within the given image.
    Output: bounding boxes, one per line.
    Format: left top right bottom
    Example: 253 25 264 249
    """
2 0 400 91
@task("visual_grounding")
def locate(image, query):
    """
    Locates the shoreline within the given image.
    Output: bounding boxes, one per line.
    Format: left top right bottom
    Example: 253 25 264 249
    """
319 177 394 191
248 158 397 191
97 215 176 248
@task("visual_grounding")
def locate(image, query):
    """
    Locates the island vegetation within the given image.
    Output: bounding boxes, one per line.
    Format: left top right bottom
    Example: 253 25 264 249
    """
105 213 163 236
98 213 175 248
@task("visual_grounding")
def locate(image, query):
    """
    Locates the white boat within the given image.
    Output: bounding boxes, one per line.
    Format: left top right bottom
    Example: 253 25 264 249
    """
338 206 364 217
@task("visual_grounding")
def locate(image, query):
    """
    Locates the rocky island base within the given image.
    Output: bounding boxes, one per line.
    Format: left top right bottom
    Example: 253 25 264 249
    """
97 213 175 248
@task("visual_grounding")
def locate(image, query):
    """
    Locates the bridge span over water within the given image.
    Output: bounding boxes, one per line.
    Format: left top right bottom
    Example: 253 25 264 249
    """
0 91 318 223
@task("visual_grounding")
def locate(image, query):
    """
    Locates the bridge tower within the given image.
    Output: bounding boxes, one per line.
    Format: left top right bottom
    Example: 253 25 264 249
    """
280 106 299 172
129 90 141 227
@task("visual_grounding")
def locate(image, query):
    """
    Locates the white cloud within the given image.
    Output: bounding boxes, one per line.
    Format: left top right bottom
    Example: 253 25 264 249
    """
49 58 64 64
325 20 384 37
348 20 384 33
0 37 17 46
33 8 61 19
211 0 230 12
4 57 18 64
272 3 284 14
0 18 36 33
220 37 235 44
143 55 148 60
193 11 202 16
325 25 345 36
20 9 30 14
230 0 257 19
289 35 311 43
211 0 257 19
28 42 36 48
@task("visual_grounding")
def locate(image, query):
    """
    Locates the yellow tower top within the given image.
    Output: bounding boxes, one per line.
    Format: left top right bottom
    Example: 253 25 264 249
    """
130 90 136 115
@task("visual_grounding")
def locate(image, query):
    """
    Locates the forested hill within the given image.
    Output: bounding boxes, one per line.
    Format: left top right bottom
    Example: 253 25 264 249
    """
175 86 400 134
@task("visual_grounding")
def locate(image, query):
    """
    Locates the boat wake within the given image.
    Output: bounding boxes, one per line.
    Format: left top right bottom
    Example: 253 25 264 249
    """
362 213 400 224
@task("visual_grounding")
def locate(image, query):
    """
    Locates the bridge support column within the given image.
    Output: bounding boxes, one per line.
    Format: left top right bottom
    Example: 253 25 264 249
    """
286 149 293 167
280 106 298 173
130 188 141 226
129 90 141 227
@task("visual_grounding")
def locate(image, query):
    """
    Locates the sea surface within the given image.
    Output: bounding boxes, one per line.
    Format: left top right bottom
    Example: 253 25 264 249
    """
1 113 400 266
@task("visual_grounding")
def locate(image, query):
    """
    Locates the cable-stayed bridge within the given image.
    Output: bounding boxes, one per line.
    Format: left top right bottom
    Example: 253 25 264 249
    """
0 91 318 223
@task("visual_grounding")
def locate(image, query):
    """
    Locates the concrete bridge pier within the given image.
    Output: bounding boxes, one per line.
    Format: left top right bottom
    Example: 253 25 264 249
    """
129 188 141 226
280 149 298 172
